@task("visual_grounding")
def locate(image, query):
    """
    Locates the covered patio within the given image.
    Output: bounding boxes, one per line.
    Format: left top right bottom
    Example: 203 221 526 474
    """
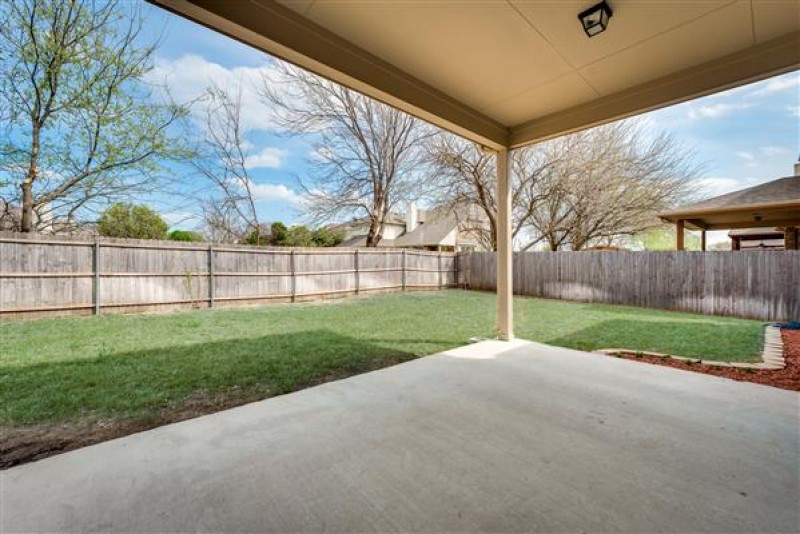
150 0 799 340
4 2 799 532
3 340 798 532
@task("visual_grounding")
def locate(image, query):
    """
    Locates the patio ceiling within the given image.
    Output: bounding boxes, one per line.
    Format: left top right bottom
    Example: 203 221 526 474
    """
149 0 799 149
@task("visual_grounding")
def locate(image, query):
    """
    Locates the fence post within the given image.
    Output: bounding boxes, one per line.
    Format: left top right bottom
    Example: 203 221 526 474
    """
401 250 407 291
354 249 360 296
92 240 101 315
290 250 296 303
207 245 214 308
438 252 442 289
454 251 459 289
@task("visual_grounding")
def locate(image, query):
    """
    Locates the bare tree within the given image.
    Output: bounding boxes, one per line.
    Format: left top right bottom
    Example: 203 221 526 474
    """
260 62 432 246
532 122 701 250
0 0 189 233
425 134 566 251
193 83 263 244
428 120 700 251
425 135 497 249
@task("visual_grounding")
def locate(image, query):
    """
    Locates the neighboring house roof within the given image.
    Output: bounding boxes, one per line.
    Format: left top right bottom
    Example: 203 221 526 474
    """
394 217 453 247
659 175 800 230
337 234 396 248
669 176 800 213
336 204 486 249
341 210 425 230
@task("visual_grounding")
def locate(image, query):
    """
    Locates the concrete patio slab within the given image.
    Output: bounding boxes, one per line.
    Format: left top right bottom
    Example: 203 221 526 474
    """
2 340 798 533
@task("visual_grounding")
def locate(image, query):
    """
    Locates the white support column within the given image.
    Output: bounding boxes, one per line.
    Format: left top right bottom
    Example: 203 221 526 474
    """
496 148 513 341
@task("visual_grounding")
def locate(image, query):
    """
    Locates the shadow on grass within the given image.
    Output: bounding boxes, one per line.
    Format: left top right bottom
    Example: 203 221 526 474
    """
1 329 422 427
542 318 762 362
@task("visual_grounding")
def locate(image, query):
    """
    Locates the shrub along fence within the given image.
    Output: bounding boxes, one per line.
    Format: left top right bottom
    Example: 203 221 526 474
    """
462 250 799 322
0 233 457 318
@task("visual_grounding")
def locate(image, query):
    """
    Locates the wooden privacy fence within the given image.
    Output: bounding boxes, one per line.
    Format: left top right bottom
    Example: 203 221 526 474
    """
0 234 457 317
462 250 799 322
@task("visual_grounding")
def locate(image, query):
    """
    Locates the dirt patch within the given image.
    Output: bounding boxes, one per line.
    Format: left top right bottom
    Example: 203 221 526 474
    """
0 388 268 470
607 328 800 392
1 355 412 470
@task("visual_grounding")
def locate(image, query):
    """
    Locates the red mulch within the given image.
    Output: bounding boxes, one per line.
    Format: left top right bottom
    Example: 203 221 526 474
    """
611 329 800 392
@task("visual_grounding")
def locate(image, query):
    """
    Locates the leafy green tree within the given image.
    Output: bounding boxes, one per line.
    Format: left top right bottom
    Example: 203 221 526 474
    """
311 227 345 247
168 230 204 242
243 221 344 247
240 224 270 246
284 225 314 247
0 0 189 232
269 222 288 245
97 203 168 240
636 226 700 251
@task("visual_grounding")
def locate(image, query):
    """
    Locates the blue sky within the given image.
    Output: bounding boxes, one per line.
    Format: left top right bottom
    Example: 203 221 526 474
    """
138 3 799 242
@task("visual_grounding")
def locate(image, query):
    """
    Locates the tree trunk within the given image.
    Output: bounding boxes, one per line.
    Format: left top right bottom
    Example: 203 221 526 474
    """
21 125 41 233
365 218 382 247
488 216 498 251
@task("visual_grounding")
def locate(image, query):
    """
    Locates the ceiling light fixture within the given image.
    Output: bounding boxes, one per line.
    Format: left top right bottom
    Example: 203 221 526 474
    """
578 1 614 38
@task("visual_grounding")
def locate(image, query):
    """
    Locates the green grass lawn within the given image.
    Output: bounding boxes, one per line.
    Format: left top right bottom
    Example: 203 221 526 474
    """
0 291 763 427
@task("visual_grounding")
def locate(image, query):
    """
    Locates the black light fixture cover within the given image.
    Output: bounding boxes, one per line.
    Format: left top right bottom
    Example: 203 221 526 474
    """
578 0 614 37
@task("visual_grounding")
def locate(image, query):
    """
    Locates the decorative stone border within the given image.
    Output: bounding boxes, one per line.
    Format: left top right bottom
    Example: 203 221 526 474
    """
597 325 786 370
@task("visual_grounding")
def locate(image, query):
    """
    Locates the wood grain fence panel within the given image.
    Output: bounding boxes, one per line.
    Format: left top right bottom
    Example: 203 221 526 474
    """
0 240 93 310
294 252 355 295
463 250 799 322
358 251 403 290
0 233 451 317
211 249 292 301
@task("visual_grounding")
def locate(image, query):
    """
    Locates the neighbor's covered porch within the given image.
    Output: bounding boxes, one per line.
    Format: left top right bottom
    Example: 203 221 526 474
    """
660 170 800 251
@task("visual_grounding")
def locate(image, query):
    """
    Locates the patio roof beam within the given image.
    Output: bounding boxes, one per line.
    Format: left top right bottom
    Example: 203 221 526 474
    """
704 219 800 231
685 219 708 231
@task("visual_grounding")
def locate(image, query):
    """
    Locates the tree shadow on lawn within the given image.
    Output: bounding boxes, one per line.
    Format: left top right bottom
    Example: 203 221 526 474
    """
541 318 763 362
1 329 433 468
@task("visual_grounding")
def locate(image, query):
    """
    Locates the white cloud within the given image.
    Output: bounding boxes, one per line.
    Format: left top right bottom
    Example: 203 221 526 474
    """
687 102 752 120
760 146 790 157
697 177 744 195
734 151 758 167
697 176 770 196
244 147 288 169
145 54 280 132
751 73 800 96
249 182 305 206
307 146 336 162
788 106 800 118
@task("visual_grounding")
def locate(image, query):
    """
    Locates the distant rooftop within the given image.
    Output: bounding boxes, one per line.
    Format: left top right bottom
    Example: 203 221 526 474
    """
659 172 800 230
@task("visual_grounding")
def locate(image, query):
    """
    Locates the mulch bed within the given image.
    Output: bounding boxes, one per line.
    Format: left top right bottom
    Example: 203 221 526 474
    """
610 328 800 392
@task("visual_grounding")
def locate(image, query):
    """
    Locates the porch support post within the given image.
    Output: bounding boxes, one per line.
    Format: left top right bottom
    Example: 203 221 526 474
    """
700 229 707 251
676 220 685 251
496 148 513 341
